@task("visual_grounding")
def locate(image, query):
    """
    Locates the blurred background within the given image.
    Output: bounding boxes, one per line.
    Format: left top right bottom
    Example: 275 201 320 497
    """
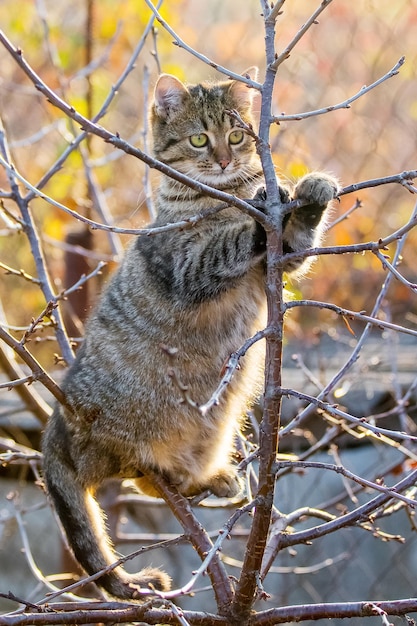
0 0 416 361
1 1 417 624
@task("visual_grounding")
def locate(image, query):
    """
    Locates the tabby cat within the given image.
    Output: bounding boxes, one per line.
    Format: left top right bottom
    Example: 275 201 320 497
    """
42 71 338 600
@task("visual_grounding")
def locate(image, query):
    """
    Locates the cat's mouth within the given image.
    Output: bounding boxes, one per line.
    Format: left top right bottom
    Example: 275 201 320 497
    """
177 162 254 190
198 167 241 188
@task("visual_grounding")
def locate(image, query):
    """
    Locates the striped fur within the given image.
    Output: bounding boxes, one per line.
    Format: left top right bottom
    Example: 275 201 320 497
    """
42 73 338 600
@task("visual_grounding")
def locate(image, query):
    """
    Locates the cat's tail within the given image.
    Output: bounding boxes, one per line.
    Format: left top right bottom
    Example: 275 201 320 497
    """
42 409 171 600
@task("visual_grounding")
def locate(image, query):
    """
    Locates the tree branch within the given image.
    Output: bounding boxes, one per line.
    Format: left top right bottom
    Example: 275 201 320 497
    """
272 57 405 122
252 599 417 624
270 0 335 70
0 29 265 225
143 0 262 89
285 299 417 338
231 12 283 621
275 468 417 550
0 119 75 365
149 474 234 616
0 325 66 406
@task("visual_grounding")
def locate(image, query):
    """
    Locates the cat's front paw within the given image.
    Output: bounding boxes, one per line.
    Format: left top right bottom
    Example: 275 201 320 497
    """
253 186 267 203
294 173 339 207
253 184 291 207
207 469 242 498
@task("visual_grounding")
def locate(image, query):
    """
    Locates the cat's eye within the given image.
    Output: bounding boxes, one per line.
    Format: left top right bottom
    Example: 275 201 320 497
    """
190 133 209 148
228 130 245 145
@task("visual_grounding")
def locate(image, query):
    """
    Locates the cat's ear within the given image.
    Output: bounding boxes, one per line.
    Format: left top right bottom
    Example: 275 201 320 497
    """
228 67 259 111
242 66 259 82
153 74 189 119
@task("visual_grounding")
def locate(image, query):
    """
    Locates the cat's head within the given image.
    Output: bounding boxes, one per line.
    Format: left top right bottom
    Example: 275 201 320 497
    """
150 70 260 188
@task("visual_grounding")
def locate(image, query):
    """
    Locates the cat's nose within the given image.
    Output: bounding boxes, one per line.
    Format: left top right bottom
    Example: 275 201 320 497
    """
219 158 230 170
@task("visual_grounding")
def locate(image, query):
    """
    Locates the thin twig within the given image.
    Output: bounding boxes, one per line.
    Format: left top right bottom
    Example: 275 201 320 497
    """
0 325 66 406
199 329 270 415
272 57 405 122
10 492 86 602
285 299 417 338
0 29 267 224
0 120 75 365
148 473 234 615
276 460 417 509
141 65 157 219
271 0 335 69
281 199 417 438
153 498 259 601
143 0 262 89
0 317 52 422
280 386 417 444
57 261 106 299
0 261 40 284
373 248 417 292
266 1 287 22
0 375 34 390
20 301 57 346
26 0 164 199
327 198 362 229
275 468 417 551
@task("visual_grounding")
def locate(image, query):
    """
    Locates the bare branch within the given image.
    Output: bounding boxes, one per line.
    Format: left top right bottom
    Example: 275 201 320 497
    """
9 492 86 602
0 374 34 390
149 473 234 615
231 12 284 621
285 299 417 339
373 248 417 292
57 261 106 299
141 65 157 219
156 498 259 601
276 468 417 550
143 0 262 89
266 1 287 22
276 460 417 509
0 30 267 226
327 198 362 229
0 314 52 422
0 325 66 406
0 120 75 365
26 0 164 199
272 57 405 122
271 0 335 70
281 217 416 443
281 386 417 444
200 329 271 416
252 599 417 624
0 261 40 284
339 170 417 197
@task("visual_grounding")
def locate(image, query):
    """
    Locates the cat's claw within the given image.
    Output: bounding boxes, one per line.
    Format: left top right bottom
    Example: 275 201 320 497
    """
253 185 291 205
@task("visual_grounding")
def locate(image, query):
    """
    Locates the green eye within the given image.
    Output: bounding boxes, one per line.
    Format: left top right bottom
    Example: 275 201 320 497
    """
229 130 244 145
190 133 209 148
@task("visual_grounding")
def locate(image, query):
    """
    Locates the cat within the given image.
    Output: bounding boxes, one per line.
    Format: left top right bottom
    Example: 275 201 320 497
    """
42 71 338 600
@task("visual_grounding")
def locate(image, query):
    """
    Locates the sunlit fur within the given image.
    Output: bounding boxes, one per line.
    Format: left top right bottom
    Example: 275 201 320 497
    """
42 72 338 601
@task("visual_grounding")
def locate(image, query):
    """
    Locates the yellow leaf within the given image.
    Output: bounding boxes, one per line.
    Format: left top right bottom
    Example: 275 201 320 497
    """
43 217 65 240
288 161 309 180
